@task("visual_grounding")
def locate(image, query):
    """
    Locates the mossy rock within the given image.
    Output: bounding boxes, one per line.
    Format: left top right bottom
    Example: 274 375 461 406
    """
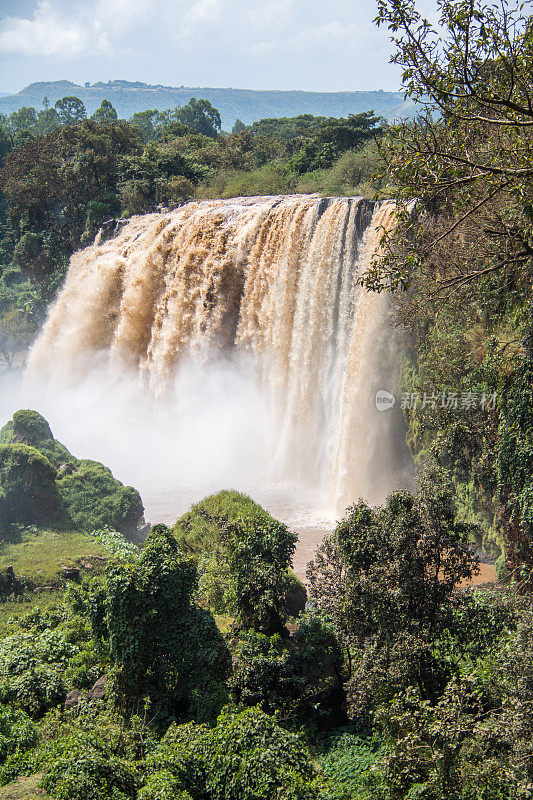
0 410 74 470
0 444 62 526
57 459 144 539
0 411 144 538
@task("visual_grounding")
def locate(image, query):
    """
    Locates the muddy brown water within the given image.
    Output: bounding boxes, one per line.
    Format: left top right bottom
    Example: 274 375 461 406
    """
292 526 498 588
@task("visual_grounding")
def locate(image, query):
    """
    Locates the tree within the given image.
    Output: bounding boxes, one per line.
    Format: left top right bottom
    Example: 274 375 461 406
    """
0 120 140 294
0 307 33 369
175 97 221 138
54 96 87 126
361 0 533 295
307 471 479 707
232 118 246 133
8 107 37 135
223 516 297 634
91 99 118 124
105 524 230 720
36 107 60 135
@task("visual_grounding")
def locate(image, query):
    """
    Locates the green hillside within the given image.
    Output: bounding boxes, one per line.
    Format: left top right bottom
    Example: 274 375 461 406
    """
0 80 416 129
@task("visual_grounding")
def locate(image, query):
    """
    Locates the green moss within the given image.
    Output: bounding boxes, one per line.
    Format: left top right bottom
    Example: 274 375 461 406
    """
57 460 143 539
0 412 144 538
0 444 61 526
172 489 276 554
0 411 74 470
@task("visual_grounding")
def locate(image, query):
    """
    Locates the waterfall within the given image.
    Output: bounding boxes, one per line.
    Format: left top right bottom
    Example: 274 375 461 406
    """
27 195 412 520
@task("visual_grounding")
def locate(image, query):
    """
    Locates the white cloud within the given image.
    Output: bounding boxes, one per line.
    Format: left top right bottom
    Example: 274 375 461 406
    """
0 0 156 59
181 0 224 35
0 0 106 57
288 20 364 50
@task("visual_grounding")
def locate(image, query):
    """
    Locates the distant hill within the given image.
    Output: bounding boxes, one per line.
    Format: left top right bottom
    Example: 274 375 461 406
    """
0 80 416 129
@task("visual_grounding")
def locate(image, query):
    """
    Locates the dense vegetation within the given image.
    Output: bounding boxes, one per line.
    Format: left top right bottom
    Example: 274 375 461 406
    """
0 0 532 797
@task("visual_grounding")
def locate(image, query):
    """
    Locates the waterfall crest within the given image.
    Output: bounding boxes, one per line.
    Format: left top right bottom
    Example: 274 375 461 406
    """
28 195 412 515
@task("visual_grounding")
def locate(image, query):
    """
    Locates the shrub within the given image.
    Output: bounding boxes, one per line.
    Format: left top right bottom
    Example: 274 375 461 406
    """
230 615 346 728
173 491 305 625
41 751 139 800
145 706 318 800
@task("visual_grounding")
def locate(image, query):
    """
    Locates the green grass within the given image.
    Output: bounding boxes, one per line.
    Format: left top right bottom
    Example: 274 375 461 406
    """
0 774 48 799
0 525 108 585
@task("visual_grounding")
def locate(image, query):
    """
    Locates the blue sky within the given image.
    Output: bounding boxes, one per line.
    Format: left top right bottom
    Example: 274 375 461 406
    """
0 0 434 94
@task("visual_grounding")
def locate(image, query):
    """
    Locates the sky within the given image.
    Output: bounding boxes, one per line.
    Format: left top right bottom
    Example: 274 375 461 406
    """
0 0 433 94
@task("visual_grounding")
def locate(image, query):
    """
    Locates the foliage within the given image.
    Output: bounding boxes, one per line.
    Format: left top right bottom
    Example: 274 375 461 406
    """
229 614 346 728
143 705 318 800
0 600 99 717
104 524 230 721
91 527 139 562
497 319 533 585
318 729 387 800
57 461 143 540
91 100 118 124
308 471 479 711
0 444 61 526
0 120 141 294
0 411 144 538
173 490 305 625
174 98 221 138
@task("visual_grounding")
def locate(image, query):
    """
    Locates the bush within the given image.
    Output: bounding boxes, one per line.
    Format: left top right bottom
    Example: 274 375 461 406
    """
230 614 346 729
173 491 305 625
145 705 318 800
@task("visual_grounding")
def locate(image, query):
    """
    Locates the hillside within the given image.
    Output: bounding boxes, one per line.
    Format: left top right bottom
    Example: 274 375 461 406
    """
0 80 416 128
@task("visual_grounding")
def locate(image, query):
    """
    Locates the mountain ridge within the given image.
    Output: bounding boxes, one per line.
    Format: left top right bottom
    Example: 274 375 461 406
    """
0 80 416 128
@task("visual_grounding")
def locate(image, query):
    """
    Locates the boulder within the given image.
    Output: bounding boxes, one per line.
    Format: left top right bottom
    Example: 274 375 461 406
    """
87 675 106 701
64 689 82 711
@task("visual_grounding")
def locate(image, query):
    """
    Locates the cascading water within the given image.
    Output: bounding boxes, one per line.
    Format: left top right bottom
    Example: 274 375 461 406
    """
25 195 413 535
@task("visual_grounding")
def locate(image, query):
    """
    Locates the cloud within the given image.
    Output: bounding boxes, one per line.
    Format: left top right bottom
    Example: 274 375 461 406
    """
0 0 155 59
288 20 365 50
0 0 109 57
181 0 224 35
